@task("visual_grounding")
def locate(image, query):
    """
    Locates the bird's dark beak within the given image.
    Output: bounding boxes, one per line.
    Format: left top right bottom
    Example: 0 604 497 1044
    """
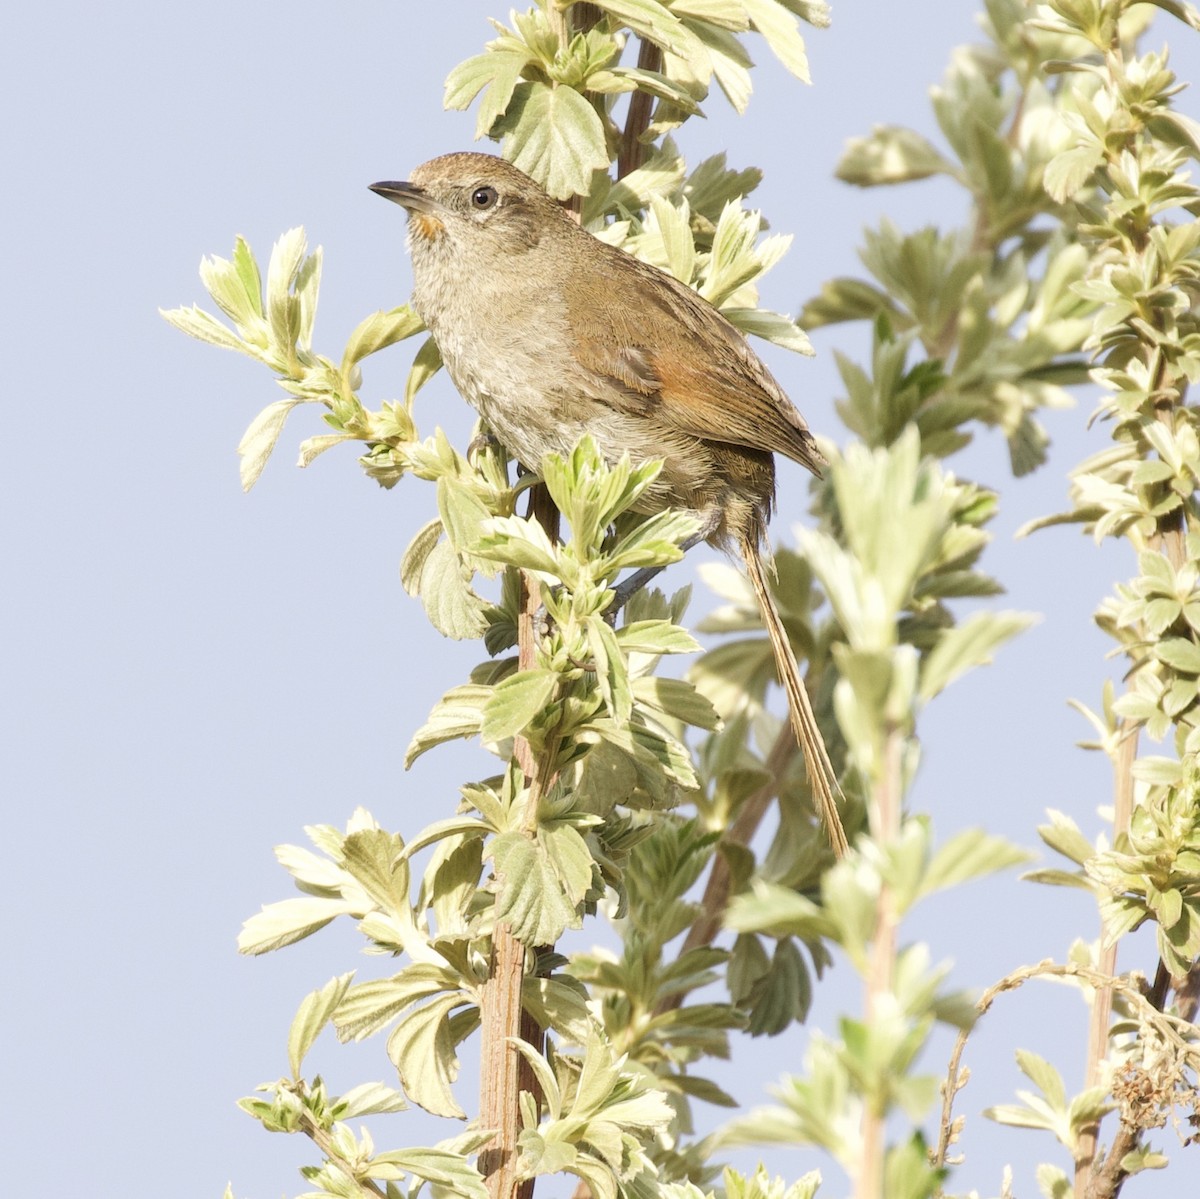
369 181 444 215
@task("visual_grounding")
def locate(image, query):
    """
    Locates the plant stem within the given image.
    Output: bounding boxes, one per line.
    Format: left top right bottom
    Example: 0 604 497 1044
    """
478 484 560 1199
938 959 1197 1184
680 730 796 956
479 924 533 1199
1074 717 1138 1195
618 38 662 178
1078 330 1189 1199
301 1113 389 1199
857 727 904 1199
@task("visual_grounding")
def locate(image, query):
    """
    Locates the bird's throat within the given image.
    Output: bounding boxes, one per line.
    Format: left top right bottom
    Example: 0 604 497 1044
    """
409 213 446 242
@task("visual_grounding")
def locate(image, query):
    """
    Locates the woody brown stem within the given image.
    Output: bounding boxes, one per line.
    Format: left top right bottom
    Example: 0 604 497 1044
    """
478 926 531 1199
618 39 662 178
682 730 795 955
478 485 559 1199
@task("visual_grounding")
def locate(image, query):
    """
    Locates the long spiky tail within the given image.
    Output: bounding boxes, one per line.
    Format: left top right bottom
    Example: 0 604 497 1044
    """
741 537 849 859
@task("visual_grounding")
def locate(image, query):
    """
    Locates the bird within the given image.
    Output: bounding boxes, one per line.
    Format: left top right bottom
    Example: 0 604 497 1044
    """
371 152 847 858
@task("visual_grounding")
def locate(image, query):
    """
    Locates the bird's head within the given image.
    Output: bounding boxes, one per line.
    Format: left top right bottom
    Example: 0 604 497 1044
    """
370 153 565 261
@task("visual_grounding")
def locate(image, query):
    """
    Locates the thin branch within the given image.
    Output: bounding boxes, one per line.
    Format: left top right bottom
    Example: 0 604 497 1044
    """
300 1112 389 1199
857 727 904 1199
1086 960 1184 1199
1075 718 1139 1194
936 960 1200 1181
618 39 662 179
682 729 796 956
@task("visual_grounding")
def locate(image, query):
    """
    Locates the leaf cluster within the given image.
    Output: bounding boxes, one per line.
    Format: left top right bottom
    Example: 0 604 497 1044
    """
445 1 830 199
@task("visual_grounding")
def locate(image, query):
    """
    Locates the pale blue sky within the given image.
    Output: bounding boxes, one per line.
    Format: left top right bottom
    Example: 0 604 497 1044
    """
5 3 1200 1197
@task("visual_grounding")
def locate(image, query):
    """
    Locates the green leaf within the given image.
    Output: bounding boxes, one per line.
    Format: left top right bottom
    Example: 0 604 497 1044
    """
236 398 310 492
632 675 721 730
694 21 753 112
726 881 832 941
341 306 425 371
1038 809 1096 866
1044 144 1104 203
293 248 321 352
1119 1144 1170 1174
438 477 494 555
405 684 491 767
746 937 811 1034
837 125 960 187
480 669 559 741
648 194 697 283
492 832 583 943
474 514 563 577
367 1147 487 1199
387 992 469 1118
1024 867 1093 890
588 615 633 725
523 976 600 1043
288 972 354 1077
265 227 308 352
543 821 598 907
918 611 1036 702
495 82 609 200
722 307 815 355
670 0 749 32
406 334 443 403
672 1073 738 1106
445 50 531 138
984 1102 1058 1132
417 539 490 640
335 964 465 1041
160 304 255 355
1156 636 1200 673
334 1081 407 1118
799 276 903 329
342 827 410 918
594 0 709 71
742 0 812 82
231 235 264 317
1036 1163 1072 1199
1016 1049 1066 1111
593 66 704 116
238 896 358 955
401 519 443 596
296 431 356 468
919 829 1032 898
615 619 700 655
198 251 260 331
604 509 697 571
402 815 492 862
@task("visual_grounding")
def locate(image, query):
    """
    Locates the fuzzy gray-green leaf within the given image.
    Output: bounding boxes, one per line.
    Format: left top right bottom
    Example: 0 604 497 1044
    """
480 669 559 742
405 684 491 768
492 832 583 944
386 992 469 1118
288 972 354 1077
495 82 609 200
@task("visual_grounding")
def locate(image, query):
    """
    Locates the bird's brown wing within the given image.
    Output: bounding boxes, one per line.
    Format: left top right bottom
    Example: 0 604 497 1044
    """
566 248 825 478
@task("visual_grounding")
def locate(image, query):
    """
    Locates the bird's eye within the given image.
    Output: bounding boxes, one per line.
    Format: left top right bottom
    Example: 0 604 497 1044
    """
471 186 499 210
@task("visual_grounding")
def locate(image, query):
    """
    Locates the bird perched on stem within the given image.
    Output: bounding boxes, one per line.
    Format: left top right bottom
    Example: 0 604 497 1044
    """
371 152 848 859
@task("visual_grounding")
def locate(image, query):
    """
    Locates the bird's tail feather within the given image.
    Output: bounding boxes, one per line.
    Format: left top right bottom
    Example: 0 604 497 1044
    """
741 538 849 859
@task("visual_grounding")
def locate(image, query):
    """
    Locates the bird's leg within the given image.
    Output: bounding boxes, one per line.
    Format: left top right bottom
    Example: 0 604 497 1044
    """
466 429 504 461
607 508 721 618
